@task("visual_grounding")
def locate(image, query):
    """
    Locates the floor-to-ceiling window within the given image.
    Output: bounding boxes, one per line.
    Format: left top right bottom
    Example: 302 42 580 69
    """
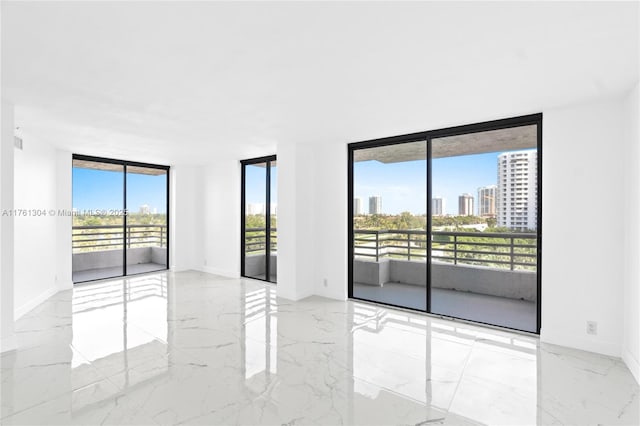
241 156 277 283
348 114 541 333
72 155 169 283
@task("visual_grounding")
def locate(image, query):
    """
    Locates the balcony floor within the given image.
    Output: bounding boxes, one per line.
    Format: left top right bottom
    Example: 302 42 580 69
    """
73 262 167 283
353 282 536 332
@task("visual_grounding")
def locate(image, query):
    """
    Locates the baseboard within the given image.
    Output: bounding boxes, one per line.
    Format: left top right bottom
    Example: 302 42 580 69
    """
0 335 16 353
540 329 621 358
14 286 59 320
198 265 239 278
622 347 640 385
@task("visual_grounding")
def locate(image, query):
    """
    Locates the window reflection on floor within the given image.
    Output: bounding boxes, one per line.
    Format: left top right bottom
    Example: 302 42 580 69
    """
71 275 169 395
351 302 537 425
243 286 277 387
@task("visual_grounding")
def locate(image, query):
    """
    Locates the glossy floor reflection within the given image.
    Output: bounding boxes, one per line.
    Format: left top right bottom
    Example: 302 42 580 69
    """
1 271 638 425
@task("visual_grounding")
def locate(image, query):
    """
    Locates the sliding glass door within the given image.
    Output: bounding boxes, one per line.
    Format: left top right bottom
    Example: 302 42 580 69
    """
348 115 541 333
72 159 125 282
430 126 539 332
126 165 169 275
241 156 277 283
72 155 169 283
351 142 427 310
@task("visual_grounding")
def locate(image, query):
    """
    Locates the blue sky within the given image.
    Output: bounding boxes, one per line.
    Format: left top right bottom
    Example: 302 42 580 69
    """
354 152 500 215
73 151 529 216
73 168 167 213
245 164 278 206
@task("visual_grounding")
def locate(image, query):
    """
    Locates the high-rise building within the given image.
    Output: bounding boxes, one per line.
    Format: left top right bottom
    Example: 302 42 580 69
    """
458 193 474 216
497 150 538 230
369 196 382 215
354 198 363 215
477 185 497 217
432 197 445 216
246 203 265 215
139 204 150 215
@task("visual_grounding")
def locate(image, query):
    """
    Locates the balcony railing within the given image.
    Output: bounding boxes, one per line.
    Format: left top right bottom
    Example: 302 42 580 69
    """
354 229 536 271
72 224 167 252
244 227 278 255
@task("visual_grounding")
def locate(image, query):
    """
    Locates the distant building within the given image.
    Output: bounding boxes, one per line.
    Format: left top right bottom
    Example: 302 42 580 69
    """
477 185 497 217
497 150 538 230
432 197 445 216
369 196 382 215
458 193 474 216
354 198 363 215
246 203 265 215
139 204 150 215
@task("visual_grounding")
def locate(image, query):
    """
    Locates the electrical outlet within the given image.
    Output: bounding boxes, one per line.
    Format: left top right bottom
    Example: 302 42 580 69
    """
587 321 597 335
323 278 328 287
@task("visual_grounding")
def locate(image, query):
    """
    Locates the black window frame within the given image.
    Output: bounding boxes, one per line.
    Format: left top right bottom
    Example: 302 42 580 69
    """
72 154 171 283
240 155 277 283
347 113 542 334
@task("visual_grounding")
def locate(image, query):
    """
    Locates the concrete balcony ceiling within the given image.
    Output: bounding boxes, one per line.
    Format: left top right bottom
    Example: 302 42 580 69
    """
72 159 166 175
354 125 537 163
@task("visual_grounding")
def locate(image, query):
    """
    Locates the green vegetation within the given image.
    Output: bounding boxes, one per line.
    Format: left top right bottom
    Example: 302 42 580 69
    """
353 212 502 231
244 214 277 229
73 213 166 227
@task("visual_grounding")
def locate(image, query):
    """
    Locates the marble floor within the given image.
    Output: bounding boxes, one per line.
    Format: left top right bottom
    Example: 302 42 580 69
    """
1 271 638 425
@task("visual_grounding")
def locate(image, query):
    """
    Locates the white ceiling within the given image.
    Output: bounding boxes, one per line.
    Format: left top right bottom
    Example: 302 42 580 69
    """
2 1 638 165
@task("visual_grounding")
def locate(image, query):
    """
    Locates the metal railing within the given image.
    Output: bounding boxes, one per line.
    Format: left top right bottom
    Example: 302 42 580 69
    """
354 229 536 271
72 224 167 252
244 227 278 255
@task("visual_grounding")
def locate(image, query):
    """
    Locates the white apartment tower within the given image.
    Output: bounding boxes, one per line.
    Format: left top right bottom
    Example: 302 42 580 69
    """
458 193 474 216
497 150 538 230
354 198 363 215
369 196 382 215
477 185 497 217
432 197 445 216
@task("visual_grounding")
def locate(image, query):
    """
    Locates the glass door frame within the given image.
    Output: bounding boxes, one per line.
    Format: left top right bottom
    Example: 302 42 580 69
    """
240 155 277 283
72 154 170 282
347 113 542 334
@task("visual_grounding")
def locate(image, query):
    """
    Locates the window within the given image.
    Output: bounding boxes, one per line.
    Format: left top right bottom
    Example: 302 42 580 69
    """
348 114 542 333
241 156 277 283
72 155 169 283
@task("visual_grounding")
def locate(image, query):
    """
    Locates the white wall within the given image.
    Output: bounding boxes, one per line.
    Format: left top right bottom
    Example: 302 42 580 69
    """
1 100 16 352
541 96 626 357
623 82 640 383
55 150 73 290
311 143 348 300
170 165 204 271
13 133 59 317
277 142 316 301
201 159 241 278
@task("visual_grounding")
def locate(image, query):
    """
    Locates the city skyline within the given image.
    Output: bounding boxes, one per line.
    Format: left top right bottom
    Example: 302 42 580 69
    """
354 150 535 215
